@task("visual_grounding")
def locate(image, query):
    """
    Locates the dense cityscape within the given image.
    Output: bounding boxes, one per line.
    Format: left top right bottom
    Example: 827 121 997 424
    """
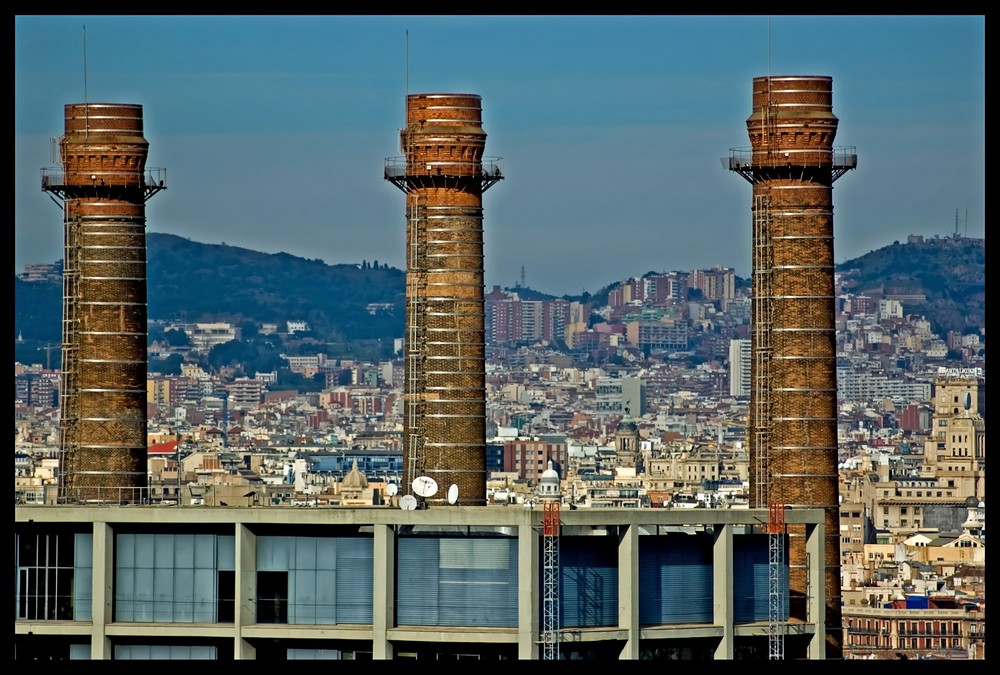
16 233 985 659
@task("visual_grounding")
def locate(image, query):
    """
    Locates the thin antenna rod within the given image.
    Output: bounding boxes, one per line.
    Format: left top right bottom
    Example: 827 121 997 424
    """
405 30 409 98
83 24 88 103
83 24 89 137
767 16 771 79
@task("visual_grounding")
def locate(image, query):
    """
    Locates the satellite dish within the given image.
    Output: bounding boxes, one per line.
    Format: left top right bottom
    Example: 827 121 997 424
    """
385 483 398 497
399 494 417 511
412 475 438 498
447 483 459 505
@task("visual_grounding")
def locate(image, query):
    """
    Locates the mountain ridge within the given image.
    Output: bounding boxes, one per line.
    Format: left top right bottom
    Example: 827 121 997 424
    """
15 232 984 365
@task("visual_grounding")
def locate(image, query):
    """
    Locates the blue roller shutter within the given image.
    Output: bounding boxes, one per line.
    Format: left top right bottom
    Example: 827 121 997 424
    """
638 533 713 625
397 536 518 627
559 537 618 628
336 537 374 623
733 533 788 622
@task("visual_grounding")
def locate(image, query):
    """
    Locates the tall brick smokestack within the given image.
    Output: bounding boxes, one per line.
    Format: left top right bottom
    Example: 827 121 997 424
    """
42 103 166 503
728 76 856 657
385 94 503 506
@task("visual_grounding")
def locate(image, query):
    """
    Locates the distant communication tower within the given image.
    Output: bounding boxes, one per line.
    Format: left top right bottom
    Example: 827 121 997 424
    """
385 94 503 505
41 103 166 503
726 75 856 658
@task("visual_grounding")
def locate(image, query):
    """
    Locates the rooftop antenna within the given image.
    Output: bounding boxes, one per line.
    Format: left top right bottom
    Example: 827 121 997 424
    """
521 264 526 288
965 207 968 237
405 29 409 99
955 208 960 237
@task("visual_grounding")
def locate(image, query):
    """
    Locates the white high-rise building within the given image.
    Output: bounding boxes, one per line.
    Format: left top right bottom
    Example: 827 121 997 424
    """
728 339 751 397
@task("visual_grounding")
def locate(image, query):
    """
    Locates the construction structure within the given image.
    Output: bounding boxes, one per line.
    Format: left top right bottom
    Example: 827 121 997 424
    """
41 103 166 503
726 75 856 658
385 94 503 506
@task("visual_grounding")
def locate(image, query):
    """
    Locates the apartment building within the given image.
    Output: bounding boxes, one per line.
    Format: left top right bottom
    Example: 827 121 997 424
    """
728 339 750 398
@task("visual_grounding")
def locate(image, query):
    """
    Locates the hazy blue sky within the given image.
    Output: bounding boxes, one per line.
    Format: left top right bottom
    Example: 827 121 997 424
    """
15 15 984 296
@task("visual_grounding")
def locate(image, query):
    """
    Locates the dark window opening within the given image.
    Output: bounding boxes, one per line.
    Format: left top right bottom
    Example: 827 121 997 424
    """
256 571 288 623
217 570 235 623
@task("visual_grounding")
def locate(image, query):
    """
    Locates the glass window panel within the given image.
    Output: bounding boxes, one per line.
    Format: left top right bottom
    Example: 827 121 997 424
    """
292 569 317 624
217 536 235 571
315 569 336 607
293 569 317 605
116 599 135 622
117 534 135 568
115 570 134 621
193 599 215 623
316 538 337 571
315 569 337 624
116 567 135 601
75 533 93 568
117 645 146 659
296 537 318 570
74 566 93 622
257 536 290 571
191 646 216 659
69 644 91 660
155 534 175 568
194 535 216 569
193 568 215 604
151 645 172 659
174 599 194 623
154 567 175 621
134 534 156 568
174 568 194 602
174 534 195 569
134 569 155 621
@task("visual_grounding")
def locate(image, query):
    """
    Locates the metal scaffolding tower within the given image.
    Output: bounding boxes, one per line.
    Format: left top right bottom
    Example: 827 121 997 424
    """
542 501 560 660
752 191 773 509
768 502 786 660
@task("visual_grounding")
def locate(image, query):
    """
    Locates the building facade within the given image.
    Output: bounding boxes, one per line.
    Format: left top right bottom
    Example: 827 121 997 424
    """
15 505 828 660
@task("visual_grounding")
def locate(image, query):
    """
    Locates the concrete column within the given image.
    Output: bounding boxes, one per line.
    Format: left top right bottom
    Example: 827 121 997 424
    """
618 524 640 659
89 521 113 659
235 523 256 659
713 523 735 659
806 520 826 660
518 519 539 659
372 524 395 659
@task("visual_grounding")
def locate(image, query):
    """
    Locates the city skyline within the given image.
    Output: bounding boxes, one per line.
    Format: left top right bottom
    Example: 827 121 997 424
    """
15 14 985 296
